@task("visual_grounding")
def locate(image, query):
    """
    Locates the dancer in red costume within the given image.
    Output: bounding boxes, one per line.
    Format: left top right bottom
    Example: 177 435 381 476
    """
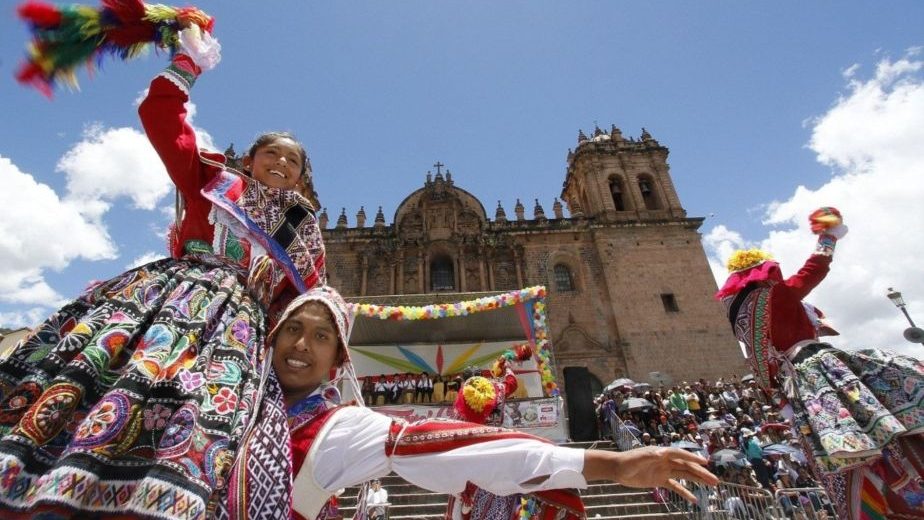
230 285 719 520
717 207 924 520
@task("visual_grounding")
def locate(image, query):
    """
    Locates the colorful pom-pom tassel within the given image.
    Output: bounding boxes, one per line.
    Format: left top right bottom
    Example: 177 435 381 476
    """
15 0 214 97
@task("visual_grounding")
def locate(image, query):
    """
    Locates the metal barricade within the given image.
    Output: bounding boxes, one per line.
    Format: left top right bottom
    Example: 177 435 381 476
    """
366 502 390 520
774 487 835 519
606 411 643 451
601 410 833 519
663 480 787 519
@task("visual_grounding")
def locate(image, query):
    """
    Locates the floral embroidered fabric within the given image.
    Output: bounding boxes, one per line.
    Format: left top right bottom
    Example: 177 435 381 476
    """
787 345 924 472
0 256 268 519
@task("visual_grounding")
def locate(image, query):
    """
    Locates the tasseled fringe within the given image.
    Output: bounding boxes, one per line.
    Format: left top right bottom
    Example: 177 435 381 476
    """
15 0 213 97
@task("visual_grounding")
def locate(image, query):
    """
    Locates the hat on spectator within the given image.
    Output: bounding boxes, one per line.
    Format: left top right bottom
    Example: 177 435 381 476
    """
740 427 756 437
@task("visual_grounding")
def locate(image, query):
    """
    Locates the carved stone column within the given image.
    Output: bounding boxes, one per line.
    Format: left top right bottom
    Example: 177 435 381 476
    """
513 248 524 288
478 246 486 290
418 251 425 293
458 246 467 292
396 252 404 295
389 260 396 295
360 254 369 296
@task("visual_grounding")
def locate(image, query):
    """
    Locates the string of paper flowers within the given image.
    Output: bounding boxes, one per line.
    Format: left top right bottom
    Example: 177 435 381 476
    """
350 286 546 320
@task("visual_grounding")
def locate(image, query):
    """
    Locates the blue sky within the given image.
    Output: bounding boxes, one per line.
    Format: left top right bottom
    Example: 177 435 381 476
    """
1 2 923 357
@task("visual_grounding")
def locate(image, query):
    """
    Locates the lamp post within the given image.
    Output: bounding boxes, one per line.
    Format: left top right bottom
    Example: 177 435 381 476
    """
887 287 924 344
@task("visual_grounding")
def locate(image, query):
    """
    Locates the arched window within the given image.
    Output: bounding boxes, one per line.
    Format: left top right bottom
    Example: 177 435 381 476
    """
609 177 626 211
553 264 575 292
638 175 659 210
430 256 455 291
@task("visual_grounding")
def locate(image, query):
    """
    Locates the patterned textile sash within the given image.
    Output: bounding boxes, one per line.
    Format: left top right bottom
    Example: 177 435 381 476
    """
729 285 775 390
216 370 292 520
0 257 268 519
203 171 326 299
216 382 343 520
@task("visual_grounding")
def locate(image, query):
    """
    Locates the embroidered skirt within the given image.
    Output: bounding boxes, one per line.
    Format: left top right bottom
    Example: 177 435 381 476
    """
0 256 269 519
786 344 924 519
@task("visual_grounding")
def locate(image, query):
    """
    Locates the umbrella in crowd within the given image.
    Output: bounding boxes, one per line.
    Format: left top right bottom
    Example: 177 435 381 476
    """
631 382 651 392
762 443 801 456
741 373 755 383
698 420 728 432
619 397 655 412
760 422 790 433
671 440 707 454
605 378 636 391
711 449 748 467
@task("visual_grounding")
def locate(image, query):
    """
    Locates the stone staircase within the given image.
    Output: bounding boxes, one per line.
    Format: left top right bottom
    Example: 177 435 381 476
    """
338 440 689 520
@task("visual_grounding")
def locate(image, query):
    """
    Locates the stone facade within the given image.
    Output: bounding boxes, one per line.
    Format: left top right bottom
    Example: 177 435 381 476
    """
318 125 746 393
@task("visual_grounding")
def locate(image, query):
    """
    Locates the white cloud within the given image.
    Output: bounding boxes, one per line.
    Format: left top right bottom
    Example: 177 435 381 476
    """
126 251 166 270
0 156 116 307
0 308 50 329
704 51 924 360
57 123 172 219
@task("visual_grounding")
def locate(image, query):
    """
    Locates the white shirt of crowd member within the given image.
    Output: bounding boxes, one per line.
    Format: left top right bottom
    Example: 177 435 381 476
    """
366 479 389 519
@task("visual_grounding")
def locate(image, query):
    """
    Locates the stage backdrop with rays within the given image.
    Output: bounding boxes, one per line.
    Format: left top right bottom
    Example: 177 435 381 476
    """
349 340 543 397
345 287 561 400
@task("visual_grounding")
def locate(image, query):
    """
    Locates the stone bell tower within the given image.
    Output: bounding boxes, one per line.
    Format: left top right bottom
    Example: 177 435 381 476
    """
557 124 746 385
561 125 686 223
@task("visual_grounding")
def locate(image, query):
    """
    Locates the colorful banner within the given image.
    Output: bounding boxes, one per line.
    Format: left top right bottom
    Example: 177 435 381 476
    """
501 398 560 428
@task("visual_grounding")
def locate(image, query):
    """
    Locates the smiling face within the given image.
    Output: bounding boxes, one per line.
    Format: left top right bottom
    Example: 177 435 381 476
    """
272 301 343 407
243 136 304 190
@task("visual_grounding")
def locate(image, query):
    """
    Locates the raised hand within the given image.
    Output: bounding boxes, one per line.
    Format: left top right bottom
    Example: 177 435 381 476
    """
583 447 718 503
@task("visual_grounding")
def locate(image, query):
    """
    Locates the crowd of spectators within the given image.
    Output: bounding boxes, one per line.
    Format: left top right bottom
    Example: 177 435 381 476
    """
595 376 835 516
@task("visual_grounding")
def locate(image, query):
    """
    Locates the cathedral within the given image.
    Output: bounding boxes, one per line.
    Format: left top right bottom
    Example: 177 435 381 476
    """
310 125 746 435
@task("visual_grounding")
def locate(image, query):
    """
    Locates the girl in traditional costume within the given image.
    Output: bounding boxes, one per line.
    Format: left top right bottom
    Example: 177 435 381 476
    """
716 207 924 519
230 285 718 520
0 5 326 518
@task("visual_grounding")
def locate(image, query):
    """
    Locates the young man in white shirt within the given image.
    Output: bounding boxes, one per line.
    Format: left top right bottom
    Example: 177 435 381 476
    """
367 478 389 520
